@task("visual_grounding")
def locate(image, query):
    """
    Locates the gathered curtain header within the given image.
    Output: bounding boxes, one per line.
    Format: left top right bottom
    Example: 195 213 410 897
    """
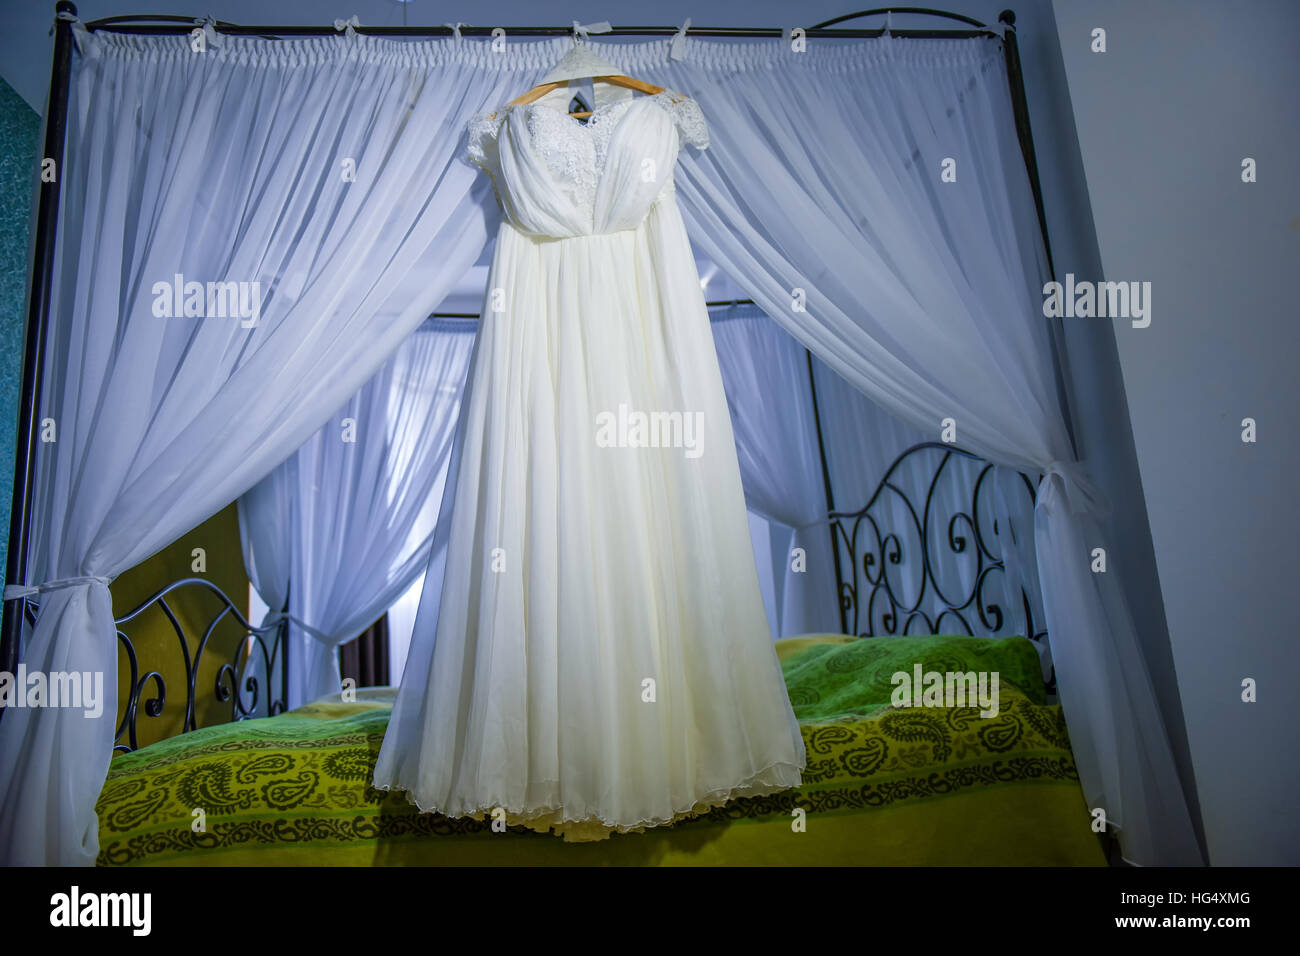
73 27 1004 75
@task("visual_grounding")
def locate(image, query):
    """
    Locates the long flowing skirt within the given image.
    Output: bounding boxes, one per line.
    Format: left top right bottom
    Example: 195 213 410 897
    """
373 194 806 841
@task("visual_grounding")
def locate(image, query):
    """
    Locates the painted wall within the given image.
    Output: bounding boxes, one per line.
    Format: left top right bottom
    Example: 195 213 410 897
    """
1052 0 1299 864
109 504 255 749
0 75 39 583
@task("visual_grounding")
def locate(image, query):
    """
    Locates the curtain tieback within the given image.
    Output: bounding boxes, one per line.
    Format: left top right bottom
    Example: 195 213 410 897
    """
333 15 360 36
572 20 612 43
1039 459 1112 519
193 16 222 49
262 610 332 643
52 9 90 55
4 576 113 601
671 19 692 60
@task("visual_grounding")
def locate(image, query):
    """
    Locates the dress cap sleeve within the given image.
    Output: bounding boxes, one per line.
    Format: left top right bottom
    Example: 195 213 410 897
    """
466 108 505 173
664 93 709 151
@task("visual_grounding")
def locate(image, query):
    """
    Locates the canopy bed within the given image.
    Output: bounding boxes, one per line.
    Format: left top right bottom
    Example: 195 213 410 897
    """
0 5 1200 867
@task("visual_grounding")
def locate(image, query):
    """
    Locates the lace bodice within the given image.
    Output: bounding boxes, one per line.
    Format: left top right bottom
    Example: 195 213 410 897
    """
466 90 709 239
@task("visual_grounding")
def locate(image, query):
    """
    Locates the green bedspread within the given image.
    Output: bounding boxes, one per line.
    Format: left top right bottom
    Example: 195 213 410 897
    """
96 635 1105 866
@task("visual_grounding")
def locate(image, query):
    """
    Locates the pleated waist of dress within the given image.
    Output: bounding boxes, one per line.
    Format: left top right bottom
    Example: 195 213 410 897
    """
503 185 677 244
504 224 641 245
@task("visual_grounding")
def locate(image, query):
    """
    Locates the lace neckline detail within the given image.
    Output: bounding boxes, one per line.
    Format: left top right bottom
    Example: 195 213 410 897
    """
464 89 709 236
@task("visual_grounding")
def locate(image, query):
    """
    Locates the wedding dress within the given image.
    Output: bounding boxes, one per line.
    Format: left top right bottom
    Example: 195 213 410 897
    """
372 84 806 842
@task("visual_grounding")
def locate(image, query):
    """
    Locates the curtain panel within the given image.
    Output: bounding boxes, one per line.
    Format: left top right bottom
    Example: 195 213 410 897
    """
0 28 555 866
239 319 474 710
642 34 1200 864
710 304 838 636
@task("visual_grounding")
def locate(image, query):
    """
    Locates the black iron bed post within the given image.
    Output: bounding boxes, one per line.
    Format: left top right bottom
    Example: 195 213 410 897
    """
997 10 1055 279
0 1 79 703
279 586 289 714
804 352 846 635
997 9 1080 459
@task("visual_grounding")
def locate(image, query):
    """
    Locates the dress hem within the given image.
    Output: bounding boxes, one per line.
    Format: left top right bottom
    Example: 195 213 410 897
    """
372 759 805 843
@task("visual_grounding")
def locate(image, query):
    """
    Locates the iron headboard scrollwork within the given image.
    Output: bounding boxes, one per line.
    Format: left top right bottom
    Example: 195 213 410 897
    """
17 578 289 754
829 442 1050 682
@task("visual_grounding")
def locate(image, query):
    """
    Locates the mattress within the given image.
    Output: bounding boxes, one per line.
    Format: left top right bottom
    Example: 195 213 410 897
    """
95 634 1105 866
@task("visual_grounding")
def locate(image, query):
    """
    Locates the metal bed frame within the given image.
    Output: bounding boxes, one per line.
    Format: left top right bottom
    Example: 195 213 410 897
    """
826 441 1052 689
1 6 1066 749
19 581 290 753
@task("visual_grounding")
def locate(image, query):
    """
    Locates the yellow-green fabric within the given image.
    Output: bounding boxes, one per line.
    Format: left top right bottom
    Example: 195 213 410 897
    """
782 632 1049 718
96 637 1105 866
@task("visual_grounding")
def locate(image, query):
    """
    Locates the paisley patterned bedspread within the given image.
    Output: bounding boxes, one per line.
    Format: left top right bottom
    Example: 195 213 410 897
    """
95 635 1106 866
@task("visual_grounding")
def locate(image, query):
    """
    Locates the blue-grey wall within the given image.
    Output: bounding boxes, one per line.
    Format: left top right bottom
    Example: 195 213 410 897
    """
977 1 1213 861
0 75 39 583
1053 0 1300 866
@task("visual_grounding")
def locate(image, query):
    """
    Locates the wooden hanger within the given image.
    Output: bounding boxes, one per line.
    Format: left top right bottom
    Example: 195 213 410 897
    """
508 77 665 118
507 36 664 119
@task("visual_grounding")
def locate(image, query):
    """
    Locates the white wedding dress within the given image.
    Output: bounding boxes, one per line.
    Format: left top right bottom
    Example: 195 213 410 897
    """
372 86 806 842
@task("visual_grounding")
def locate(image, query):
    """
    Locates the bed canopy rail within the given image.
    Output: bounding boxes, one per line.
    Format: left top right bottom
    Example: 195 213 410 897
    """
81 8 1003 39
20 580 290 753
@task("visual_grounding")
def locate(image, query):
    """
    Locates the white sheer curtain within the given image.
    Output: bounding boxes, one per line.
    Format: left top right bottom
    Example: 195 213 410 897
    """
239 319 475 708
0 27 558 866
238 453 296 709
610 34 1200 864
710 302 1037 645
709 304 838 635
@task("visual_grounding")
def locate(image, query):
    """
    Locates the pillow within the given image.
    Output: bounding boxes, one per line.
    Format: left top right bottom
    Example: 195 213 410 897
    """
778 634 1047 722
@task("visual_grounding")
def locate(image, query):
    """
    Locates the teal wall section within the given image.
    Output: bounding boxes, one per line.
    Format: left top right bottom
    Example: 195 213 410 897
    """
0 77 39 580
